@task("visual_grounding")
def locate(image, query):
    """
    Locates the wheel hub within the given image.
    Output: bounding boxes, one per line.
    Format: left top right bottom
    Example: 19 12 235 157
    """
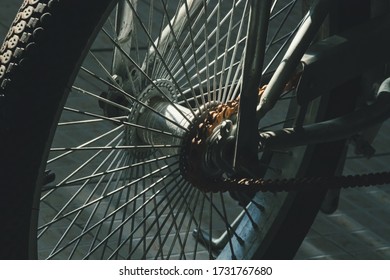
125 80 190 158
109 79 242 191
180 101 240 192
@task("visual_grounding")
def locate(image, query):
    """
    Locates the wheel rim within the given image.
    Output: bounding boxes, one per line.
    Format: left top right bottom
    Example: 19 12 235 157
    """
37 0 308 259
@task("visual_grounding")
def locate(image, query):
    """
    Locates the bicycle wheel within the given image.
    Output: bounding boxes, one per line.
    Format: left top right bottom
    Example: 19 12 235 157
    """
0 0 345 259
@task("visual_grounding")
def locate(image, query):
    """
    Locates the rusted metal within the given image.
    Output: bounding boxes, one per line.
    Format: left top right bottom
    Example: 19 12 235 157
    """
181 76 390 193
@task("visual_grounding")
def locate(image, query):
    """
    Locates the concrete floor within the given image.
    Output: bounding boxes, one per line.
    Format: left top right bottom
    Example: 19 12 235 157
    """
1 0 389 260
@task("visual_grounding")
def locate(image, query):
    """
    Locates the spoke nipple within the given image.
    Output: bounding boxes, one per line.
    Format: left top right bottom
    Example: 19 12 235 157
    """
43 170 55 185
112 74 123 86
237 236 244 246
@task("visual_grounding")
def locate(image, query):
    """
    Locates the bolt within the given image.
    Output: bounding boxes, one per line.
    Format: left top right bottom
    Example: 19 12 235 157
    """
220 120 233 138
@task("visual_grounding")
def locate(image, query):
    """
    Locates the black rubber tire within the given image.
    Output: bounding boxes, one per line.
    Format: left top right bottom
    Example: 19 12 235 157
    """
0 0 116 259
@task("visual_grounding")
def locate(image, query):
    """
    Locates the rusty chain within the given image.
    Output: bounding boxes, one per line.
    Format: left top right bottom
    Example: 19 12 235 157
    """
198 172 390 193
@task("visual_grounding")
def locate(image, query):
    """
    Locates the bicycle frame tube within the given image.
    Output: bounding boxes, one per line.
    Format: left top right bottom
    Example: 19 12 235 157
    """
113 0 204 91
259 6 390 151
259 78 390 150
144 0 204 67
256 0 335 120
233 0 272 175
112 0 137 82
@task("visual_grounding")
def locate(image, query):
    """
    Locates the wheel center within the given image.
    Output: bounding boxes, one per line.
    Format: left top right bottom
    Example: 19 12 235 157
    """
111 79 241 191
180 101 240 191
125 80 192 158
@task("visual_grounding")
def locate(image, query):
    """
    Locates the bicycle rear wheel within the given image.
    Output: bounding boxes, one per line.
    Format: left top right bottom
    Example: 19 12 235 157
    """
0 0 347 259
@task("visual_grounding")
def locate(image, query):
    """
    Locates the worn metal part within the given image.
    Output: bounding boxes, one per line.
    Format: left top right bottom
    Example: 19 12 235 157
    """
259 78 390 150
233 0 272 174
180 87 266 192
181 162 390 193
180 101 240 192
127 79 190 157
297 14 390 105
257 0 334 119
112 0 141 94
182 77 390 193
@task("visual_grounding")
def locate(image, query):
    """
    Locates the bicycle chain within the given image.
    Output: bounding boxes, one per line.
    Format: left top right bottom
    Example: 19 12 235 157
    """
205 172 390 193
185 83 390 193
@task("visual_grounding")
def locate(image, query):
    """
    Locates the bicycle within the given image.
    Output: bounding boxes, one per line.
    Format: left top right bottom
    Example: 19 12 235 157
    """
0 0 389 259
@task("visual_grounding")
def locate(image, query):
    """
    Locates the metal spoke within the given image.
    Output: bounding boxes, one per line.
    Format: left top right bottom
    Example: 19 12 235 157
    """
157 0 204 78
177 59 242 103
176 35 246 101
59 154 177 187
51 152 130 259
212 0 222 102
140 182 193 259
38 161 180 231
192 190 206 259
201 0 212 104
155 0 200 111
221 0 249 104
47 124 124 164
170 1 242 83
46 146 127 258
208 193 214 259
84 169 183 259
262 22 303 75
266 1 298 56
219 192 236 259
103 21 198 121
170 187 202 259
97 153 136 259
144 160 165 259
50 144 182 152
182 0 207 107
58 117 127 126
80 66 191 132
62 105 183 140
42 131 125 193
149 0 184 79
145 0 157 80
81 154 136 259
226 57 244 102
40 136 126 240
46 165 181 258
202 194 242 242
217 1 240 103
